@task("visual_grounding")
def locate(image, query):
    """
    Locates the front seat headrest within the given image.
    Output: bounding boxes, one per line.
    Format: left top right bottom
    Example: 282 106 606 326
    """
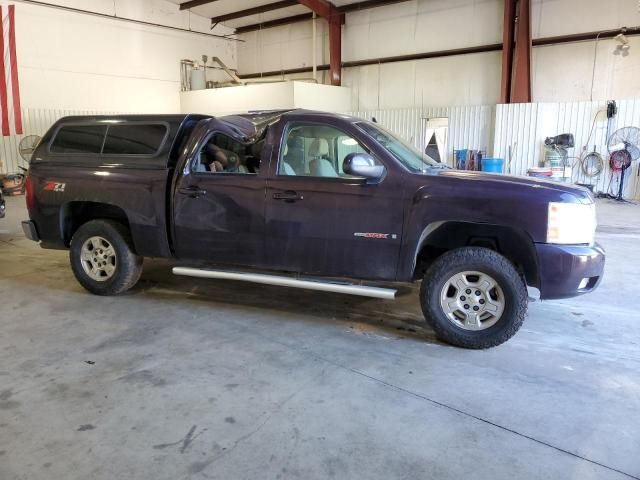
309 138 329 157
287 135 304 149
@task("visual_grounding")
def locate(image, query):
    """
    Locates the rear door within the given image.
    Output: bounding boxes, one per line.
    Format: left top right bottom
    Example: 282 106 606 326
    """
172 119 267 268
264 120 404 281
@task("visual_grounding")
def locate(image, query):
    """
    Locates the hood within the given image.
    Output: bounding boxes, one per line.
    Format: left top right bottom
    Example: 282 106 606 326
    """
431 169 594 204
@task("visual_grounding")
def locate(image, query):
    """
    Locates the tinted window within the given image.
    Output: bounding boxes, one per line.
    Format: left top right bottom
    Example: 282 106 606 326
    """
50 125 107 154
103 124 167 155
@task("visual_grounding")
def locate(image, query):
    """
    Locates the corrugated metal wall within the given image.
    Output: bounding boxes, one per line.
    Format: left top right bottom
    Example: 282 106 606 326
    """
0 108 118 175
493 99 640 200
6 102 640 200
350 105 495 162
353 100 640 201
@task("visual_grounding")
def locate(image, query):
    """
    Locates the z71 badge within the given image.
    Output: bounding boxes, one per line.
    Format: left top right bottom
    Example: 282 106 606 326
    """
43 181 66 192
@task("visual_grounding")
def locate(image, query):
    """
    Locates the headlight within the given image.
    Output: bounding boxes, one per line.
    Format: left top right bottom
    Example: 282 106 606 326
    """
547 202 596 244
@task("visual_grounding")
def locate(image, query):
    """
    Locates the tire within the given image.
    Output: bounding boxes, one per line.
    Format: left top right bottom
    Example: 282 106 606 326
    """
69 219 143 296
419 247 527 349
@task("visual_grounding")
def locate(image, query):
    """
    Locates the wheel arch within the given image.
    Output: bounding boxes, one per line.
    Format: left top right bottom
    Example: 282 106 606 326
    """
60 201 131 248
412 221 539 289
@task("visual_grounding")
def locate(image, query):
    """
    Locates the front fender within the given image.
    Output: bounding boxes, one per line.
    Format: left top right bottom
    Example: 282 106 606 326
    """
397 183 544 283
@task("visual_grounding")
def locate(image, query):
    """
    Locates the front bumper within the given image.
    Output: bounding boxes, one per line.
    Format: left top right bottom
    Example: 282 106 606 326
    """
21 220 40 242
536 242 605 300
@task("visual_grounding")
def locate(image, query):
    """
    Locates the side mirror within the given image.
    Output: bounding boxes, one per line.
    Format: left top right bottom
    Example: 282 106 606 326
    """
343 153 385 180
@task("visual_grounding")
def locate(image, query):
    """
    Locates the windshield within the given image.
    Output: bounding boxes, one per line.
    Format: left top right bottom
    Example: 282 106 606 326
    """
357 122 443 172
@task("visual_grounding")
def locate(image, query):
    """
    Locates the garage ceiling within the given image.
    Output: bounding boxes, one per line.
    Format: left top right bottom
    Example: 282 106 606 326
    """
168 0 399 30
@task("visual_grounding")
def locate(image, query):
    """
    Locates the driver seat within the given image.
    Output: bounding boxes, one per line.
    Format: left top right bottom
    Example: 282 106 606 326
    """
309 138 337 177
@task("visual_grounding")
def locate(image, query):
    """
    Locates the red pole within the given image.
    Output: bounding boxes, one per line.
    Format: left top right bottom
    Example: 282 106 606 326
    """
297 0 343 86
511 0 532 103
328 13 343 86
500 0 515 103
8 5 23 135
0 7 10 136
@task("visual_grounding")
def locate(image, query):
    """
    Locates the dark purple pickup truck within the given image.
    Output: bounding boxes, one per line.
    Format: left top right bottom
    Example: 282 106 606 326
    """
22 110 604 348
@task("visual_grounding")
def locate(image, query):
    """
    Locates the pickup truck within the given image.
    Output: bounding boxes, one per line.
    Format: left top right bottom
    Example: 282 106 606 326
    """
22 110 605 348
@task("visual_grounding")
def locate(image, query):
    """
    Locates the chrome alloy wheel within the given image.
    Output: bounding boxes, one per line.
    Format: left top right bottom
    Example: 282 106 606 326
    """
439 271 505 331
80 236 117 282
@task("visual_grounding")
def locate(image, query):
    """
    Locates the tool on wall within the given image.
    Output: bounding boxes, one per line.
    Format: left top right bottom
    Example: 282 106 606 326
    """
580 149 605 178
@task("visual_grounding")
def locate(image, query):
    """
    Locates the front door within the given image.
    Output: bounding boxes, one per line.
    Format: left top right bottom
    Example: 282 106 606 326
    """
173 123 266 268
265 121 404 281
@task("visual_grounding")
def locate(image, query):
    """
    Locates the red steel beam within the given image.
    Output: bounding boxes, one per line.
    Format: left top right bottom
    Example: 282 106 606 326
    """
237 44 503 79
211 1 298 24
236 29 640 79
499 0 515 104
235 13 314 34
236 0 411 33
179 0 220 10
328 15 343 85
511 0 531 103
297 0 334 19
297 0 343 86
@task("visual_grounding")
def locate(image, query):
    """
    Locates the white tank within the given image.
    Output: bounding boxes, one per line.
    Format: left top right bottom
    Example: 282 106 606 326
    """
190 68 206 91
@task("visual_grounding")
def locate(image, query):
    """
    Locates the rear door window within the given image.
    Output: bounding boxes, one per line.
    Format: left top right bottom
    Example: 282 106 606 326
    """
50 125 107 154
102 124 167 155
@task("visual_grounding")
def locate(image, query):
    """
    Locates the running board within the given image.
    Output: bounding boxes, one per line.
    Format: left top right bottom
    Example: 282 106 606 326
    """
172 267 396 300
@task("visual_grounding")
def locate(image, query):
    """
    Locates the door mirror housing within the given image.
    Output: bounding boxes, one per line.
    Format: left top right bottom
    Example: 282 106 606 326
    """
342 153 385 180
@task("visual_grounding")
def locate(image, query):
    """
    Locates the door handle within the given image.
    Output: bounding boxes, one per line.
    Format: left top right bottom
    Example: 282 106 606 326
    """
273 190 304 202
178 186 207 198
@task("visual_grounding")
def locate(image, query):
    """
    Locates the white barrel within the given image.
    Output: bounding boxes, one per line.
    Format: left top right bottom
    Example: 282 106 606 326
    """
190 68 206 90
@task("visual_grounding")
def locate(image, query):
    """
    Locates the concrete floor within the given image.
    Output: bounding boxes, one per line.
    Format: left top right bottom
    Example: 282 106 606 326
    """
1 195 639 480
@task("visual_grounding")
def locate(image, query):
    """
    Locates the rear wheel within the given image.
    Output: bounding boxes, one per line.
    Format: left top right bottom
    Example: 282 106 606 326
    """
70 220 143 295
420 247 527 348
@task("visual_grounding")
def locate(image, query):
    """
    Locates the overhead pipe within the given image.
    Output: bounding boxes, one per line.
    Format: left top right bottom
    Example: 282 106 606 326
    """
298 0 344 86
312 12 317 82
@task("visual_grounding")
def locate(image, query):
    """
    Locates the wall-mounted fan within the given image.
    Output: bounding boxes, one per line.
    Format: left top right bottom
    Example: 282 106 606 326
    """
19 134 41 163
607 126 640 201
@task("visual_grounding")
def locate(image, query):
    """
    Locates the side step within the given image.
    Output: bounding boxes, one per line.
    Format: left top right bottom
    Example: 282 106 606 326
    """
172 267 397 300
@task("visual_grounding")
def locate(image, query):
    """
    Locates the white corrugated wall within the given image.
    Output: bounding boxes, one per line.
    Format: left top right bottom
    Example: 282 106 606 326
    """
493 99 640 200
5 102 640 200
0 108 119 175
353 100 640 201
350 105 495 163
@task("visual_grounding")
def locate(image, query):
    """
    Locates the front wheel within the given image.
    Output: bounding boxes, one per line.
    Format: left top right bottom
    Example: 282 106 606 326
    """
70 220 143 296
420 247 528 349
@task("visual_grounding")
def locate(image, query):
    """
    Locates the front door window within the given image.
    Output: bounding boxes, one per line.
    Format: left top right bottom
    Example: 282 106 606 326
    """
278 124 375 178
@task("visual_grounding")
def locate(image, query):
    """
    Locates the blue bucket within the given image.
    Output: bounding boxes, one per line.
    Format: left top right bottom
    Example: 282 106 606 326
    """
481 158 504 174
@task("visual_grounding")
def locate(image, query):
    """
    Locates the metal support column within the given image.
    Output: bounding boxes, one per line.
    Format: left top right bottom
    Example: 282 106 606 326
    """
500 0 531 103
